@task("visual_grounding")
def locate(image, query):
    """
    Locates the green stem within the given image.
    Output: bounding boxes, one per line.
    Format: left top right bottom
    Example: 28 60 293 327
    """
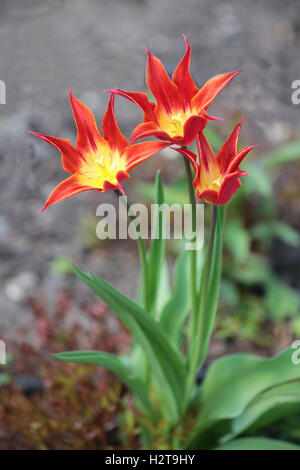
114 189 149 311
182 156 198 325
197 205 217 314
185 205 217 406
196 205 226 369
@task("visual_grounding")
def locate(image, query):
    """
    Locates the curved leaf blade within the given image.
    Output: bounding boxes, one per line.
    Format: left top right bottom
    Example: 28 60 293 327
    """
54 350 153 414
216 437 300 450
186 348 300 448
73 267 185 420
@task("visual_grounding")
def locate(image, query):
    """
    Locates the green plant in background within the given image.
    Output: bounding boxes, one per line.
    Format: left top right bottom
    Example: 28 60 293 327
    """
31 36 300 450
138 127 300 343
221 129 300 338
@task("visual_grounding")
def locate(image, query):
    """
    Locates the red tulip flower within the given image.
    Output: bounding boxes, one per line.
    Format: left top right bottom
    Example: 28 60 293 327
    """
30 92 169 211
107 36 241 146
175 119 256 205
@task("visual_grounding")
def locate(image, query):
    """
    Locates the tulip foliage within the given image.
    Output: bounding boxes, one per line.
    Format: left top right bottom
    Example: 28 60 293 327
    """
32 37 300 450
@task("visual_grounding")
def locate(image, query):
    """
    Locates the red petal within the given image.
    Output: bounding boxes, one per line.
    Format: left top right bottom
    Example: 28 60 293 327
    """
227 145 257 173
217 118 243 173
172 35 198 109
106 89 156 121
130 121 172 143
191 69 242 111
69 90 104 152
196 130 218 174
102 94 128 153
217 171 247 205
197 188 219 204
29 131 84 174
41 174 97 211
181 113 220 146
125 141 170 171
145 48 180 114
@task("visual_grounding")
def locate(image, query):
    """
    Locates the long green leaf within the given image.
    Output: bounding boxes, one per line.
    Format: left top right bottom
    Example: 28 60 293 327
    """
73 267 185 420
225 381 300 441
54 350 153 414
261 140 300 168
216 437 300 450
186 348 300 448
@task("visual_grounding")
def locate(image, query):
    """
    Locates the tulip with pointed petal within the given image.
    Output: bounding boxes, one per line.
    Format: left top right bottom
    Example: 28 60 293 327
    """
30 92 169 211
175 119 256 205
107 36 241 146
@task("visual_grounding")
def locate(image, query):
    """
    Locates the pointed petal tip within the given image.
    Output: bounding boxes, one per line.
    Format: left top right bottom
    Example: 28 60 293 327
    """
208 115 223 121
104 88 118 94
69 88 77 105
249 144 258 151
28 130 39 137
28 130 49 141
182 33 189 46
238 170 250 177
234 68 244 75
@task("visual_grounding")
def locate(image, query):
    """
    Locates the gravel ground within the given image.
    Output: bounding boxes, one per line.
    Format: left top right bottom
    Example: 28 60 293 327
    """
1 0 300 334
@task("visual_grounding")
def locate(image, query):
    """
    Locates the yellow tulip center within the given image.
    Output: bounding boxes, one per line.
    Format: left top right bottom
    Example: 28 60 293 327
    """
158 110 190 138
80 146 126 188
209 175 223 191
168 113 185 137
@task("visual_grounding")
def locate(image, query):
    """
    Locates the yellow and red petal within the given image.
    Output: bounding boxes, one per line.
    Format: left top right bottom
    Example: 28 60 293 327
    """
41 173 98 211
102 94 128 153
69 90 104 152
191 69 242 112
197 188 219 204
29 131 84 174
145 48 180 114
130 121 171 144
106 89 156 122
172 35 198 109
197 171 247 205
227 145 256 174
130 113 219 146
196 130 219 176
125 140 170 171
181 113 220 146
102 170 130 192
217 170 248 205
216 118 243 173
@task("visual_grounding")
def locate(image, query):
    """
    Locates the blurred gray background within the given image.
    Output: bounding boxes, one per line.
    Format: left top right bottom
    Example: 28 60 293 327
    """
1 0 300 334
